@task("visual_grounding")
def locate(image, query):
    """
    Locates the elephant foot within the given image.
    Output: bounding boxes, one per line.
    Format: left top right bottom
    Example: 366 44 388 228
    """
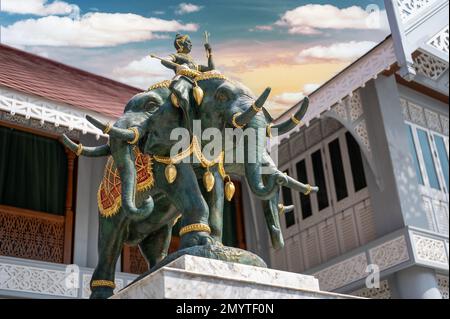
180 231 214 248
90 287 114 299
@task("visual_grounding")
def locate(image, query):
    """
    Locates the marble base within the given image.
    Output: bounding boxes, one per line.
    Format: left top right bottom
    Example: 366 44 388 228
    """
112 255 360 299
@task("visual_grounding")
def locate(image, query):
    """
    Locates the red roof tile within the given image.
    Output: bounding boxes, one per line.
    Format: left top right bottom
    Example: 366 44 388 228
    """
0 44 142 118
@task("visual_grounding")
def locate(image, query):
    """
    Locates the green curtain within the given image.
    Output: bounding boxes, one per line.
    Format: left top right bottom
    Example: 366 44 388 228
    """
0 125 67 215
222 200 238 247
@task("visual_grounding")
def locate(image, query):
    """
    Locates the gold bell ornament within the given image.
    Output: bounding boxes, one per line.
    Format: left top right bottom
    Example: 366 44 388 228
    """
193 81 204 106
165 163 177 184
203 168 215 192
224 175 235 201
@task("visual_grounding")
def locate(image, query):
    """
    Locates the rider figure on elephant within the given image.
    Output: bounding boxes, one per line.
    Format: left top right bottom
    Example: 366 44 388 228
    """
157 33 215 120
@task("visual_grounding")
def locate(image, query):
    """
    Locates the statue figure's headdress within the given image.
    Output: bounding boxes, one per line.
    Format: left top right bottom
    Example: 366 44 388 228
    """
174 34 189 52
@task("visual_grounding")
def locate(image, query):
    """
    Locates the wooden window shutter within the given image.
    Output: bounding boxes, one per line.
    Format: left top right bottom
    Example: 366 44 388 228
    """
317 218 340 262
434 201 449 235
354 199 376 245
285 236 303 273
301 227 321 270
336 208 359 253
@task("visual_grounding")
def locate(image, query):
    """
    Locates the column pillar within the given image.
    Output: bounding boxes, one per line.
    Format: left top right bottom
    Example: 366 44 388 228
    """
359 74 429 235
393 266 442 299
64 150 76 264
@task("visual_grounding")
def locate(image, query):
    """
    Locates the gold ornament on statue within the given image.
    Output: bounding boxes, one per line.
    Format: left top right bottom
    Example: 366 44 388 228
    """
224 175 235 201
171 93 180 108
203 169 215 192
165 164 177 184
193 81 204 106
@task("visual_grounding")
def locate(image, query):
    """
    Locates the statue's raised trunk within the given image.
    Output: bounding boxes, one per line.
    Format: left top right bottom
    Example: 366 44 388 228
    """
243 113 287 200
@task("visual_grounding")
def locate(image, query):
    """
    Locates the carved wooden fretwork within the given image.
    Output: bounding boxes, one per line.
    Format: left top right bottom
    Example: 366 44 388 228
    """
0 205 65 263
0 257 137 298
121 237 180 275
437 274 449 299
122 245 149 275
351 280 392 299
368 236 410 271
395 0 439 23
313 253 368 291
427 25 450 55
412 233 448 265
413 52 449 80
400 97 448 135
0 86 114 138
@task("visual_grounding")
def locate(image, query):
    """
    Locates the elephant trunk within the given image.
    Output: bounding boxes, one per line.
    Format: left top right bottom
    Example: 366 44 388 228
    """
243 113 288 200
243 103 318 199
262 188 285 249
115 142 154 221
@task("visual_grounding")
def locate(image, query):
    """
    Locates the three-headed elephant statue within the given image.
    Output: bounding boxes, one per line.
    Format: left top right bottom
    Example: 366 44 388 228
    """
62 71 317 299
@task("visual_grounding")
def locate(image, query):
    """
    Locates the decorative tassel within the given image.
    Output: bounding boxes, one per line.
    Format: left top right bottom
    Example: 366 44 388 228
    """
165 164 177 184
224 176 235 201
171 93 180 108
203 169 215 192
193 81 204 106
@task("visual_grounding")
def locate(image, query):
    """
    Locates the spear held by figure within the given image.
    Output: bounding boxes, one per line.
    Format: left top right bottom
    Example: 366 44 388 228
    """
149 54 182 70
204 31 211 59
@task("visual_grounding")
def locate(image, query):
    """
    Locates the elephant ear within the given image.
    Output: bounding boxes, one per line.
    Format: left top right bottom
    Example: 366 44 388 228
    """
262 107 274 123
169 77 196 133
170 78 191 110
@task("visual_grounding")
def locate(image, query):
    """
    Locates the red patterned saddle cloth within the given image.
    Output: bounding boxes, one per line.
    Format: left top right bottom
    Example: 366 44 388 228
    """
97 148 154 217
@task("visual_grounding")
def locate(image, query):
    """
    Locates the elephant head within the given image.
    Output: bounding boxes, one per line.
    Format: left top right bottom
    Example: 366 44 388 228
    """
63 88 179 221
171 73 318 249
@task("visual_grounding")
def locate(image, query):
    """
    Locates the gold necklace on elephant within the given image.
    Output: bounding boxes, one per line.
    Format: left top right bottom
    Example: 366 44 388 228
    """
152 136 235 201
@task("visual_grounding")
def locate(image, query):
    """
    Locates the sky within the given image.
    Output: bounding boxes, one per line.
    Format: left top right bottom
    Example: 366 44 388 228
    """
0 0 390 116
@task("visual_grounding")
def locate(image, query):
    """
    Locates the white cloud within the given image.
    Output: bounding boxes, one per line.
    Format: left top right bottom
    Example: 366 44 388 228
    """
303 83 320 94
296 41 377 63
2 0 79 17
112 56 174 90
271 83 321 111
175 3 203 15
254 25 273 31
276 4 386 34
1 13 198 47
272 92 305 105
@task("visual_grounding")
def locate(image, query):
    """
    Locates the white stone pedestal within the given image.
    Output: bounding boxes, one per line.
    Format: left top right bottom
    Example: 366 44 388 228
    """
112 255 359 299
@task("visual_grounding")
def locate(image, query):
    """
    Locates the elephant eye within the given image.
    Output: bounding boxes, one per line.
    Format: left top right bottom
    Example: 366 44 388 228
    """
145 101 159 112
216 92 228 102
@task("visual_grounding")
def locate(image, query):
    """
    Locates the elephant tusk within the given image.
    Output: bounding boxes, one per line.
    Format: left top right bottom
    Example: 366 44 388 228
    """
85 115 140 143
61 134 111 157
271 97 309 136
231 87 271 128
283 172 319 194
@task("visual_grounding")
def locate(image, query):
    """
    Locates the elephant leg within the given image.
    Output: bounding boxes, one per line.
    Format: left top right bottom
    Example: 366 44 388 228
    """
154 163 212 249
138 224 173 269
90 215 127 299
201 168 224 244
